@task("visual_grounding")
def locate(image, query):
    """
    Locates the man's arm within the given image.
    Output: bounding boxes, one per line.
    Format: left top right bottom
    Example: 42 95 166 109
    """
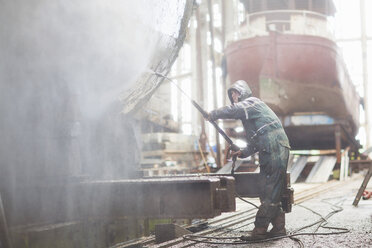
209 103 247 121
240 144 257 158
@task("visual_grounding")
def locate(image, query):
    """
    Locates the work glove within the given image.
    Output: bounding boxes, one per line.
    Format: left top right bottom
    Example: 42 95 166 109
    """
206 111 217 122
231 149 243 158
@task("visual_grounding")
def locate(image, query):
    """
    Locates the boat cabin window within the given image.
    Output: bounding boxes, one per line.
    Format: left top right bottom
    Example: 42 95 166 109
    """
240 0 335 16
295 0 309 10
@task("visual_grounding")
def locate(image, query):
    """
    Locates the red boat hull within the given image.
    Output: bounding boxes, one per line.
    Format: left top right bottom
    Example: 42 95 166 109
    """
225 33 360 149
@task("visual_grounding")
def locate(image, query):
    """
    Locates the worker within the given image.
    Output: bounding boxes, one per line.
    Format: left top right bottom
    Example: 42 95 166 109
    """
207 80 290 240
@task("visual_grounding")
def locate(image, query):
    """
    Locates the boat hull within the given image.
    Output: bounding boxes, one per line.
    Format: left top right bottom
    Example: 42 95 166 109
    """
225 33 360 149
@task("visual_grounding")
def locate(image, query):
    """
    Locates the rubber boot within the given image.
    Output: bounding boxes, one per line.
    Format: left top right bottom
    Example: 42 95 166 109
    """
240 227 268 241
268 211 286 237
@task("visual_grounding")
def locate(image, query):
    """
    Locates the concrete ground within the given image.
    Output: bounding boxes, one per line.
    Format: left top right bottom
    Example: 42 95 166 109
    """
280 175 372 248
170 172 372 248
238 174 371 248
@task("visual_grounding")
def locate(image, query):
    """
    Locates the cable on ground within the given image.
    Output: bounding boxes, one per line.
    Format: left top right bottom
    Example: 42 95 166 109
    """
183 197 350 247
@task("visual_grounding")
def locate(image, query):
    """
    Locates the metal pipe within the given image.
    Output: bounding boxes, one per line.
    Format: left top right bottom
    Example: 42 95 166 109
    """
207 0 222 167
195 6 207 152
335 124 342 164
360 0 370 148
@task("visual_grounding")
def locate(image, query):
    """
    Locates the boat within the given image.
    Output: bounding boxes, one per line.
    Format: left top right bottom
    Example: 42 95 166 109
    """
225 0 360 151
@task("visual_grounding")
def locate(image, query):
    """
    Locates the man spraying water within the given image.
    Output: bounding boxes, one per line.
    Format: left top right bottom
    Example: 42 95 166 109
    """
207 80 290 240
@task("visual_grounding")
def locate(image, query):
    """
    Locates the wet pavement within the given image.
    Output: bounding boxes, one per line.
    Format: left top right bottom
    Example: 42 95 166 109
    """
280 176 372 248
168 173 372 248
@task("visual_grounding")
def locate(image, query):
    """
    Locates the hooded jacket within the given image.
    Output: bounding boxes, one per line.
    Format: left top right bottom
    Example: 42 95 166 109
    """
210 80 290 158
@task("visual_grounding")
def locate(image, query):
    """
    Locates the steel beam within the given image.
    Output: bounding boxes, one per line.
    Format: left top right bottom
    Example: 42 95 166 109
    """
216 172 293 213
3 177 236 227
148 172 271 197
149 172 294 212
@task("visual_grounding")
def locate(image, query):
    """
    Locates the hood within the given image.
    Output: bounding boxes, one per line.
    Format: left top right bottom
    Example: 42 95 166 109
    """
227 80 252 104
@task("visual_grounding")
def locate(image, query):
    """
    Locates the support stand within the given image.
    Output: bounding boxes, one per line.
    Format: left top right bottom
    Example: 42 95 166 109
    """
353 162 372 206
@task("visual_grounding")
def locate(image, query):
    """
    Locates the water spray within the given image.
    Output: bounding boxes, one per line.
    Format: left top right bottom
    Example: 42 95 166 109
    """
151 70 240 173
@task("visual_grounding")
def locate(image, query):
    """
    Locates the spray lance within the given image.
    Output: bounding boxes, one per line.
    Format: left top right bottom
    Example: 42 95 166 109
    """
152 71 240 174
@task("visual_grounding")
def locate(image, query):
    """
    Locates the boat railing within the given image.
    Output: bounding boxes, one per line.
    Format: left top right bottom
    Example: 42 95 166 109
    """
226 9 335 44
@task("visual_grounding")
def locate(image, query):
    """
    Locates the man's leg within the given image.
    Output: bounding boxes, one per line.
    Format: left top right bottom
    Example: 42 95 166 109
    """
241 150 282 241
269 209 286 237
241 190 282 241
249 146 289 239
266 145 289 236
